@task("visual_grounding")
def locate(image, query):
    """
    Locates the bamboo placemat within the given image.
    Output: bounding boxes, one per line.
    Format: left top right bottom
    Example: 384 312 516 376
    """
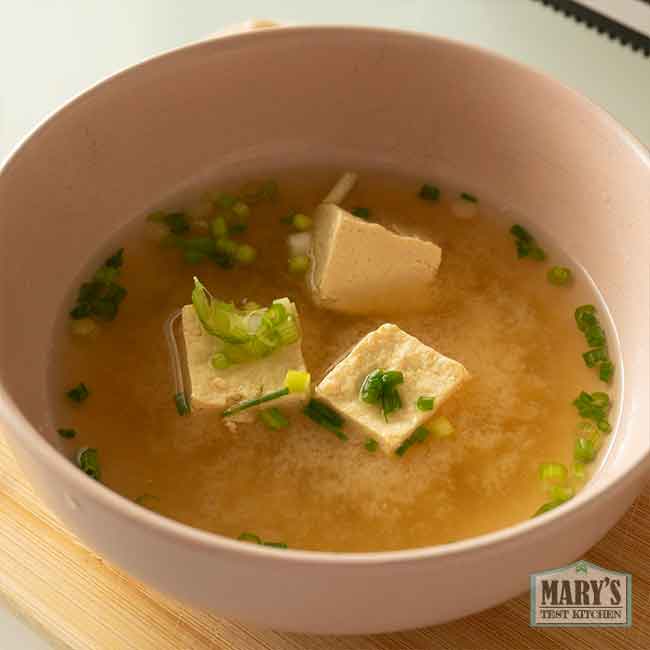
0 431 648 649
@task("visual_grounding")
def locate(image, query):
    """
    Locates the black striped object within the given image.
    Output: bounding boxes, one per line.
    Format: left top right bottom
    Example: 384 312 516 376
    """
534 0 650 56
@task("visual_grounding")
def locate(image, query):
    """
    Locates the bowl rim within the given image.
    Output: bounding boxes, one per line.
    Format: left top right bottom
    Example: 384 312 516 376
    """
1 24 648 565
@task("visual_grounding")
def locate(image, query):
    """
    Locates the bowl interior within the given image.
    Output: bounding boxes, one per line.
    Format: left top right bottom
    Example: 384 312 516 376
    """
0 25 648 531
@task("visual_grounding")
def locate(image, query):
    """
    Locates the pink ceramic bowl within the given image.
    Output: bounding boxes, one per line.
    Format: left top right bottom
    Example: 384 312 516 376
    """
0 26 648 634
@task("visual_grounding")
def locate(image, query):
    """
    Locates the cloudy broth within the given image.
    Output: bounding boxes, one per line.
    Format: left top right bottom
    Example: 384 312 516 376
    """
51 168 610 552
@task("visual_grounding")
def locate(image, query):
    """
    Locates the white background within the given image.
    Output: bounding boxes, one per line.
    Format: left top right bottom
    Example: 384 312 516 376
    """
0 1 648 647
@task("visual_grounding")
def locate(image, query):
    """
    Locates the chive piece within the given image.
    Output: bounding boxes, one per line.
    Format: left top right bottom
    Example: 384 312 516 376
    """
547 266 572 286
575 437 597 463
285 370 311 394
573 391 611 431
288 255 310 274
538 462 568 485
210 216 228 239
235 244 257 264
582 347 609 368
573 461 586 480
104 248 124 269
77 447 100 481
550 485 575 502
57 428 77 439
395 426 430 457
599 360 614 383
263 541 288 549
416 396 435 411
509 224 546 260
292 213 312 231
94 265 120 285
575 305 597 331
232 201 251 219
223 387 289 417
259 407 289 430
175 392 190 415
364 437 379 452
460 192 477 203
166 212 190 234
419 183 440 201
238 532 262 544
360 369 385 404
215 238 238 256
427 415 454 438
303 399 347 440
66 382 89 403
352 207 371 220
381 371 404 420
533 499 567 517
585 325 606 347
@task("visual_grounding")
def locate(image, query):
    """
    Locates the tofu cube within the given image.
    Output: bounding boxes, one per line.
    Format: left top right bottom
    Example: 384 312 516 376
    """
315 323 469 453
310 204 442 314
181 300 307 411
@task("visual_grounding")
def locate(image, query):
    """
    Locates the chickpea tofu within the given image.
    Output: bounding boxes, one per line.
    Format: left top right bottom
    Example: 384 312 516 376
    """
181 300 308 411
309 204 442 315
315 323 470 453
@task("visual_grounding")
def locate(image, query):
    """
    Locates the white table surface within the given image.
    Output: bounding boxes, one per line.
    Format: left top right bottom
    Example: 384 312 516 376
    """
0 1 648 647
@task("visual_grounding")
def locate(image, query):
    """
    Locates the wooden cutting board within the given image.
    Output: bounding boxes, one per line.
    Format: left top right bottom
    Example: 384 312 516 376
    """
0 431 648 650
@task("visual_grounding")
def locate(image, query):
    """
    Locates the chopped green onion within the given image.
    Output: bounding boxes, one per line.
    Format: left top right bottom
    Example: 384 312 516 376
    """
77 447 100 481
288 255 310 274
303 399 347 440
416 396 435 411
210 216 228 239
395 426 430 457
223 387 289 417
575 437 597 463
238 532 262 544
573 391 611 431
259 407 289 430
419 184 440 201
583 347 608 368
166 212 190 234
285 370 311 394
235 244 257 264
538 462 568 485
232 201 251 219
57 428 76 439
509 224 546 260
533 499 567 517
292 213 312 231
215 237 238 256
460 192 477 203
382 370 404 388
573 461 587 480
599 360 614 383
547 266 572 286
175 392 190 415
69 251 127 323
575 305 597 331
66 382 89 403
210 352 231 370
549 485 575 502
364 437 379 452
352 207 371 220
263 541 288 549
360 369 385 404
427 415 454 438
